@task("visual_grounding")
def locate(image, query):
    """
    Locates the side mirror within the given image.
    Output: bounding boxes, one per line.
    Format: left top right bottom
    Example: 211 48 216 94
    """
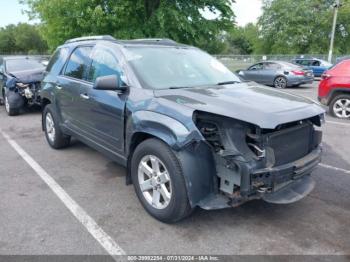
93 75 127 91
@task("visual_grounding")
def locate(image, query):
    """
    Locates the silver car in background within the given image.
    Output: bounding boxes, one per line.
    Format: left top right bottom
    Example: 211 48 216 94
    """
238 61 314 88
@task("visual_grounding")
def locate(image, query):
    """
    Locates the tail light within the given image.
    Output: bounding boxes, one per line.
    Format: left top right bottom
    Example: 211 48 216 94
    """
321 73 331 80
291 70 305 76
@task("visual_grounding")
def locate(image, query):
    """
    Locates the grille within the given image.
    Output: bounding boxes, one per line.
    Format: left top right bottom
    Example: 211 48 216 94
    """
267 123 313 166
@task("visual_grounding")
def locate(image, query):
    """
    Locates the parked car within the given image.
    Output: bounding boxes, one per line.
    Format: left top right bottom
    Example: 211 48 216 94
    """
0 56 45 116
292 58 332 77
318 59 350 119
41 36 324 222
335 55 350 65
238 61 314 88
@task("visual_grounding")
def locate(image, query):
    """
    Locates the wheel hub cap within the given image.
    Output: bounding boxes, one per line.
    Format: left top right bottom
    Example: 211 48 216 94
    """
45 113 56 142
333 99 350 118
5 96 10 113
138 155 172 209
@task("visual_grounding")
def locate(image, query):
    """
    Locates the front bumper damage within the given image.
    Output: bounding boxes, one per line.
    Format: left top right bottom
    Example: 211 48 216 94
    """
198 147 321 210
193 111 323 210
5 77 41 108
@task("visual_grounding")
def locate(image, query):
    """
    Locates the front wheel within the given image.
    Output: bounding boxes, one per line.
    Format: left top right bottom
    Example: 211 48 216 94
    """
131 138 193 223
43 104 71 149
4 94 19 116
329 94 350 119
274 76 287 89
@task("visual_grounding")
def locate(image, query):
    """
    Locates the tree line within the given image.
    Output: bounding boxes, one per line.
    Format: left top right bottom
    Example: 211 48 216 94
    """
0 23 47 54
1 0 349 55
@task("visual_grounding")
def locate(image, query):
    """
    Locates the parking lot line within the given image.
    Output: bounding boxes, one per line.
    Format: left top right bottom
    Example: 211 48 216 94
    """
0 130 126 257
326 120 350 127
319 163 350 175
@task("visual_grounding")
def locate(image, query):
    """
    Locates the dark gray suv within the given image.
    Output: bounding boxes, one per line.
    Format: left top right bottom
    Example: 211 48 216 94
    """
41 36 325 223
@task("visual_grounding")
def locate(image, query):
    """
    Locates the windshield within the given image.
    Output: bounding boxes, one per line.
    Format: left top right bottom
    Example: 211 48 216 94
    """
125 46 241 89
6 59 44 73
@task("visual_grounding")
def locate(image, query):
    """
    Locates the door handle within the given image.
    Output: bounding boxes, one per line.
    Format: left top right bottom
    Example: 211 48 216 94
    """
80 93 90 100
56 85 63 90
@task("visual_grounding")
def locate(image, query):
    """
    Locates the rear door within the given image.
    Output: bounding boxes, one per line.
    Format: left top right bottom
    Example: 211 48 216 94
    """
77 45 127 154
56 46 93 131
260 62 281 85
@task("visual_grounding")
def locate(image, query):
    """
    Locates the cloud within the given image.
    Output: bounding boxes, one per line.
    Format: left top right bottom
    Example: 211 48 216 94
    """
232 0 263 26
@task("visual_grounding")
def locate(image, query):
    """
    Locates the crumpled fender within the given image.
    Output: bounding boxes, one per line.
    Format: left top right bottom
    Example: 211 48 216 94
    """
6 77 18 91
130 110 201 150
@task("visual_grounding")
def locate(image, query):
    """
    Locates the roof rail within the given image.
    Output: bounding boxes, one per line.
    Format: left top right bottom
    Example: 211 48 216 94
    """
65 35 116 44
130 38 177 44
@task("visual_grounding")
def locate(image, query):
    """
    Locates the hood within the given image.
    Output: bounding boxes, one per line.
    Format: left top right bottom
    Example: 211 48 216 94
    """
154 83 325 129
10 68 45 83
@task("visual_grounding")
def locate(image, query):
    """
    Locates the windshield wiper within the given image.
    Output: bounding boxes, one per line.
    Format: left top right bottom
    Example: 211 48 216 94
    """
217 81 241 86
168 86 193 90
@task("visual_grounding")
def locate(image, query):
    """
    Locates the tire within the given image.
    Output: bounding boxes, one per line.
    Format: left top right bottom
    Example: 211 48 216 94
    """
329 94 350 119
4 94 19 116
43 104 71 149
131 138 193 223
274 76 288 89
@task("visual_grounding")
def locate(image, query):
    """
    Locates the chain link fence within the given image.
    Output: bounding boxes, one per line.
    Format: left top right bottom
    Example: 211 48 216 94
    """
214 54 340 72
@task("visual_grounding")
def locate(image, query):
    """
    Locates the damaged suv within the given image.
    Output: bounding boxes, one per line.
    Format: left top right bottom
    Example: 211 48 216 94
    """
0 56 45 116
41 36 325 223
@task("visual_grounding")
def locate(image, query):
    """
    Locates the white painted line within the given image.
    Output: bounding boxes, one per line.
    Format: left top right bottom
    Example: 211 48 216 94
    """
0 130 126 257
319 163 350 175
326 120 350 127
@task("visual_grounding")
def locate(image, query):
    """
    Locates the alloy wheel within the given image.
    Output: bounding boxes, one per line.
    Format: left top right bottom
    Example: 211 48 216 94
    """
45 112 56 142
275 77 287 88
4 96 10 113
138 155 172 209
333 98 350 119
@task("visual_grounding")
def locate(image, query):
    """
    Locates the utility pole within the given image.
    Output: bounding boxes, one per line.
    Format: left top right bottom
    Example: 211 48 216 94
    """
328 0 341 63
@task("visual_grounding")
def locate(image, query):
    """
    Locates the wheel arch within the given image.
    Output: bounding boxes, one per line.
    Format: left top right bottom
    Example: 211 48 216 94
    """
328 88 350 105
125 111 214 207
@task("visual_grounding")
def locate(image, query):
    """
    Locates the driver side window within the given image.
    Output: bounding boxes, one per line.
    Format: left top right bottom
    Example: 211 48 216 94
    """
88 48 124 83
249 63 263 71
248 63 263 71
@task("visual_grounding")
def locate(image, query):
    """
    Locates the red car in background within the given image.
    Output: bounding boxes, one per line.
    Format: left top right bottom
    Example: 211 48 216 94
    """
318 59 350 119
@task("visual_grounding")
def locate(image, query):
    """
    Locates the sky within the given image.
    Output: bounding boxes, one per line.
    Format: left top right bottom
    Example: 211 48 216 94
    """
0 0 263 28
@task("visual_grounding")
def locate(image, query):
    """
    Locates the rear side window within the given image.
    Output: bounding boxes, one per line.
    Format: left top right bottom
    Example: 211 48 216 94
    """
87 48 123 82
64 46 92 80
264 62 280 70
46 48 69 75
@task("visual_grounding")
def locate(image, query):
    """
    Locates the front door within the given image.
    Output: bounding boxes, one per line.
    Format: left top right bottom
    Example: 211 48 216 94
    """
78 45 127 154
243 63 264 82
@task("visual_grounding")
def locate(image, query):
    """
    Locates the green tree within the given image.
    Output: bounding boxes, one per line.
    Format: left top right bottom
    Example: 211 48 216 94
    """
0 23 47 54
226 23 260 54
22 0 236 53
258 0 350 55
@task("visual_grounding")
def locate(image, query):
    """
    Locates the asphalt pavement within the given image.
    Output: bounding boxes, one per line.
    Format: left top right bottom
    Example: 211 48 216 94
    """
0 81 349 258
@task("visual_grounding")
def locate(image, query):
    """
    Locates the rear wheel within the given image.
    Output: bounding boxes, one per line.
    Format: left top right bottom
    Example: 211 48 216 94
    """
43 104 71 149
274 76 287 89
329 94 350 119
4 94 19 116
131 138 193 223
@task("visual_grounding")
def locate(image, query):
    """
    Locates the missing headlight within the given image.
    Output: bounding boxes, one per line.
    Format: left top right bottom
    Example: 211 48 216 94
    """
196 120 224 153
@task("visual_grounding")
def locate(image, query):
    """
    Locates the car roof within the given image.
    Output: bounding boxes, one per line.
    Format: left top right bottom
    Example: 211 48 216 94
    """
60 35 190 49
